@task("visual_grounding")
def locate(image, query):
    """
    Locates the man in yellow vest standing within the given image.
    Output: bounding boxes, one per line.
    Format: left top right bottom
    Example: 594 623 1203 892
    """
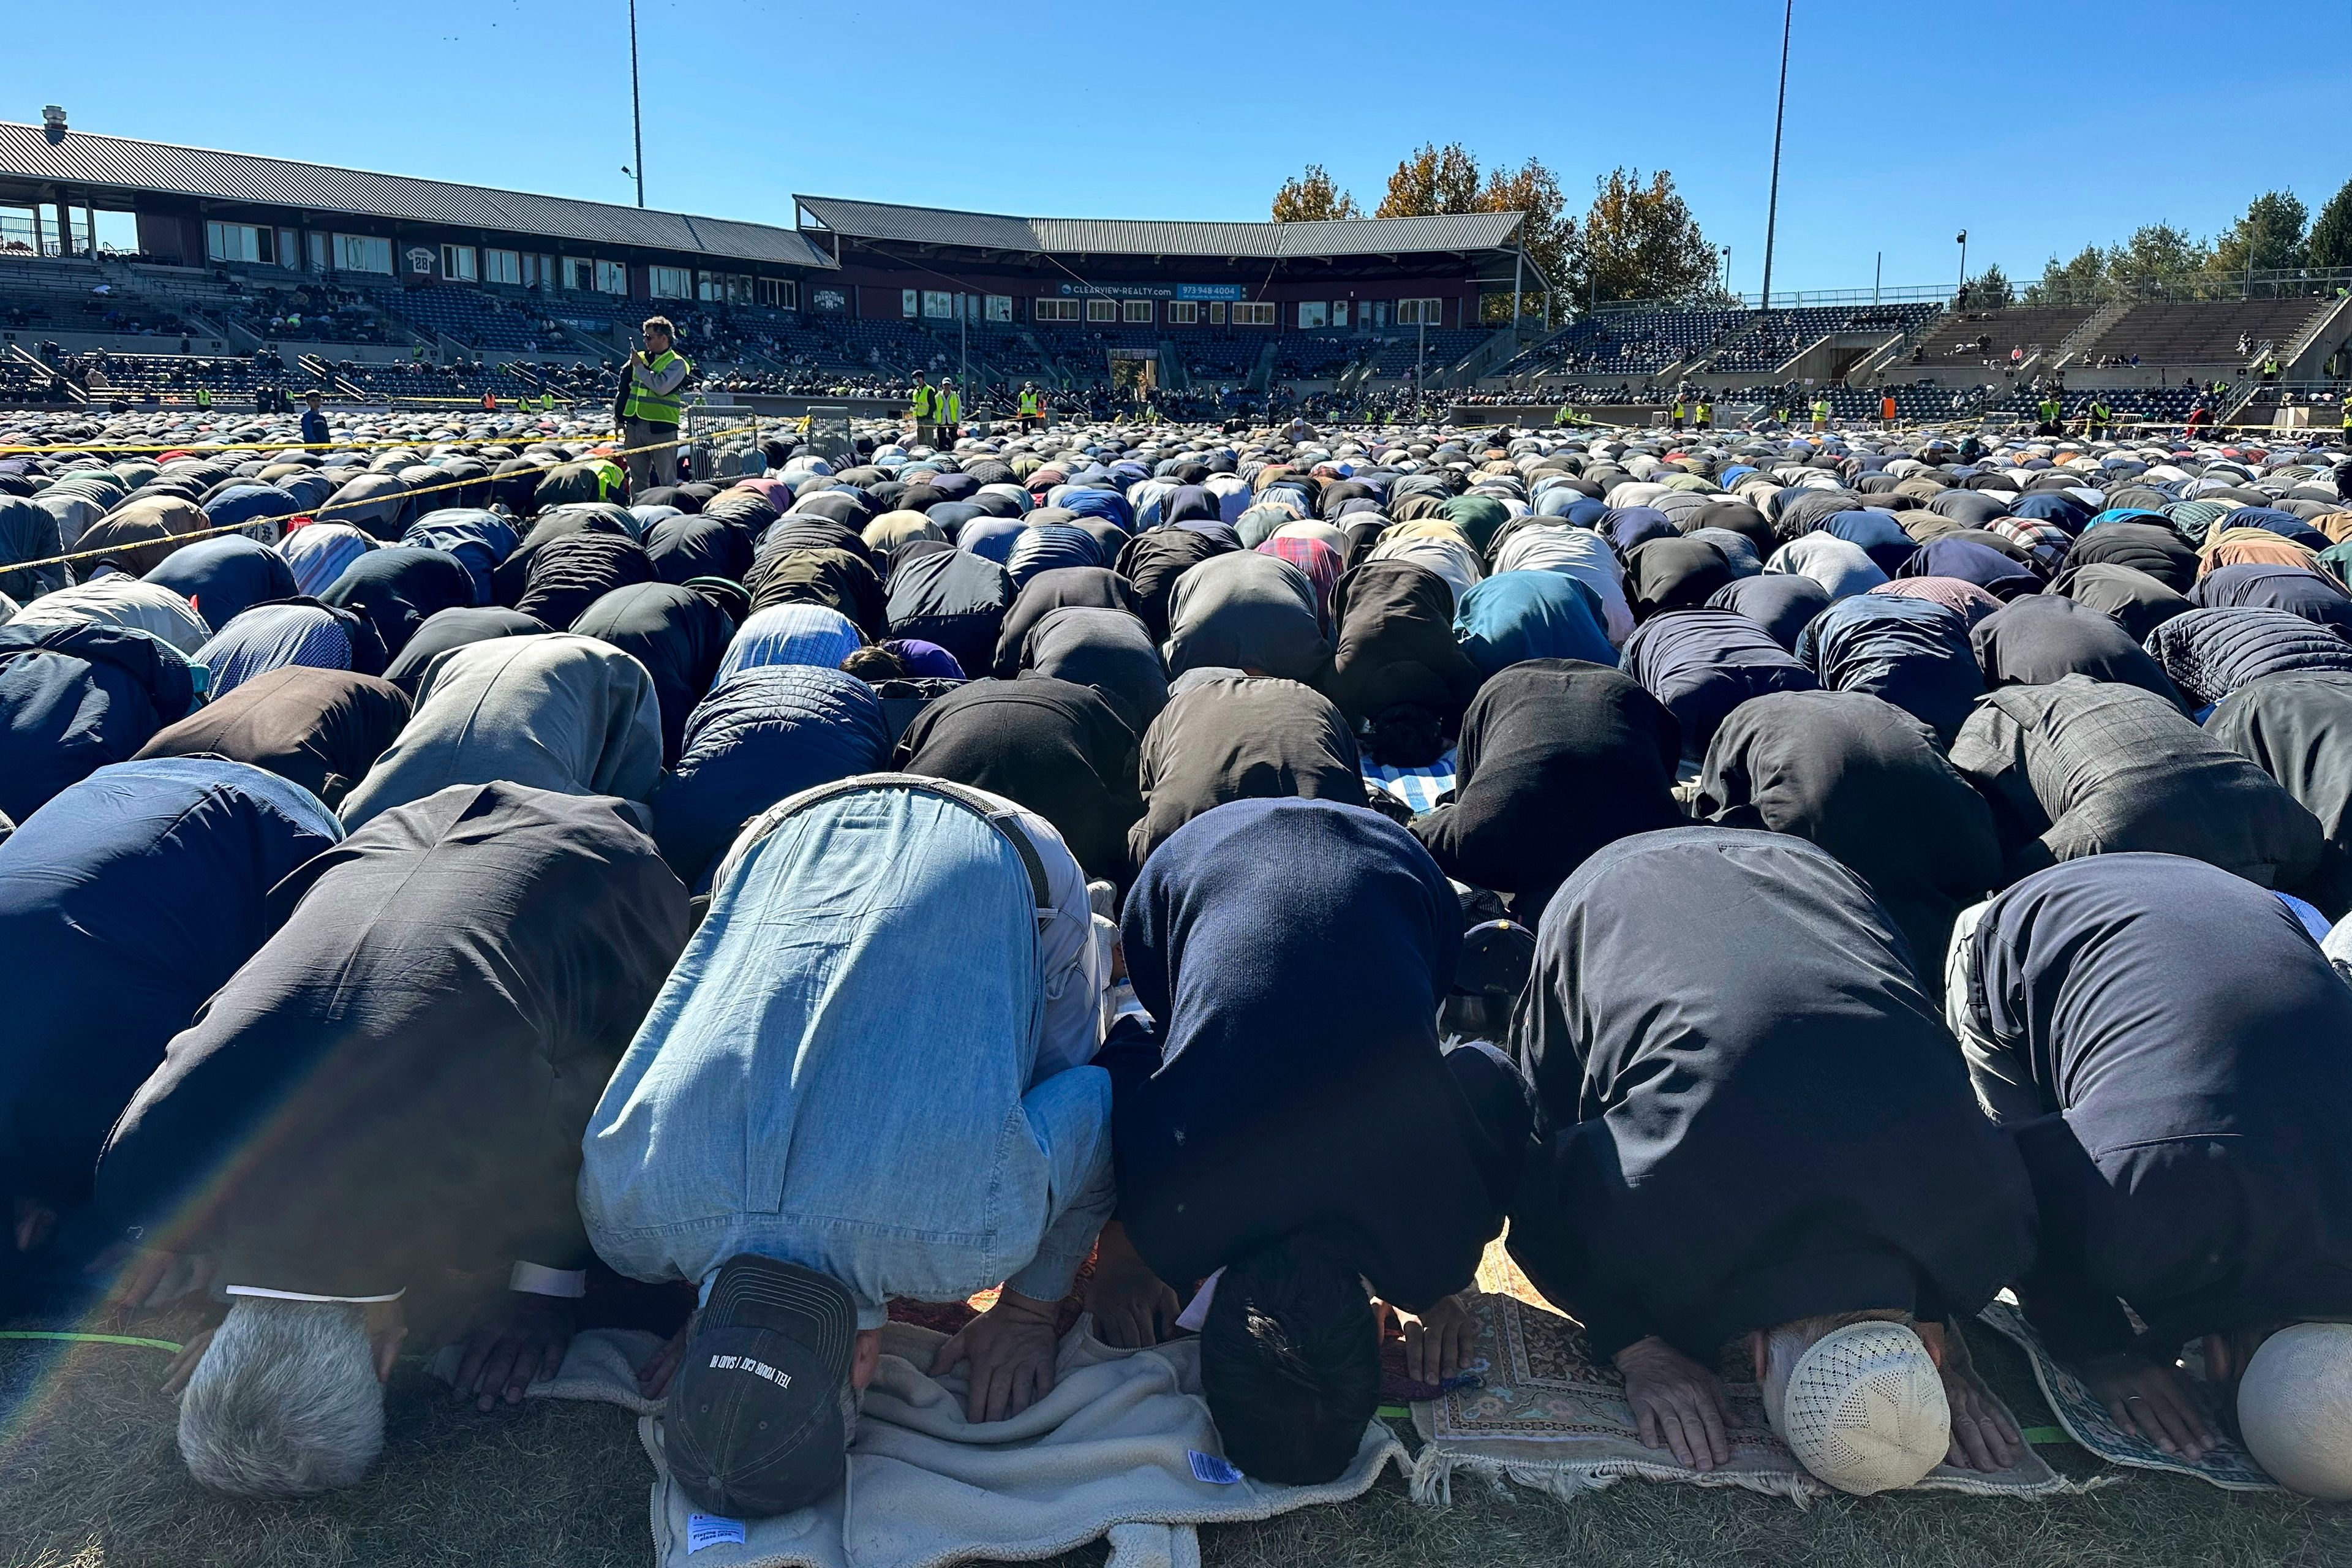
939 377 962 444
1018 381 1042 432
909 371 938 447
1811 394 1830 434
619 315 692 492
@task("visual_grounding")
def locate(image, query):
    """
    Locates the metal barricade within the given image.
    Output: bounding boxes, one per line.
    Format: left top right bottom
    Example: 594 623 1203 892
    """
682 402 755 480
803 404 854 466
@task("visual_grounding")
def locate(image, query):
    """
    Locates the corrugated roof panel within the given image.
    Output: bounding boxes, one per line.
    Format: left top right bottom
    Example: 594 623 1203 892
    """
0 123 834 268
797 195 1524 259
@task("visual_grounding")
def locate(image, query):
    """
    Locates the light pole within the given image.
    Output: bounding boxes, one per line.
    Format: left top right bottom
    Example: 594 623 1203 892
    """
1759 0 1793 312
627 0 646 208
1956 230 1969 303
1721 245 1732 299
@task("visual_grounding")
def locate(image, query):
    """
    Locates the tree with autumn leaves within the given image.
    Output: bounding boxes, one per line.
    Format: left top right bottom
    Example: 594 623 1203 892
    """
1270 144 1721 318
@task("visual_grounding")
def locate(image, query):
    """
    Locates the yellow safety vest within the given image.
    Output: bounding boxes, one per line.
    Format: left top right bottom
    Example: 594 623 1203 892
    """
620 349 690 425
195 388 213 407
1018 390 1039 416
1812 400 1828 419
941 390 960 422
910 384 937 419
1696 402 1711 422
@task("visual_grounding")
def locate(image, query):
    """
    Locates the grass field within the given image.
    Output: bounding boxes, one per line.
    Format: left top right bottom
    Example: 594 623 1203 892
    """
7 1252 2352 1568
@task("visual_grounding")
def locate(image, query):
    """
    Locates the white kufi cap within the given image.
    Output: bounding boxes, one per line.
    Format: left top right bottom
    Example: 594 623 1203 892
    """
1780 1321 1949 1495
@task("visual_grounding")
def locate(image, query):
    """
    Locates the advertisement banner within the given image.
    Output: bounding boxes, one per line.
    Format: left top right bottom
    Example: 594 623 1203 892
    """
1054 281 1246 301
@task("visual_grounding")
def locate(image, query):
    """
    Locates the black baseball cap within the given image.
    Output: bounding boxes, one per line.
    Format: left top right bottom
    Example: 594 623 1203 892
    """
666 1255 858 1518
1453 919 1536 1000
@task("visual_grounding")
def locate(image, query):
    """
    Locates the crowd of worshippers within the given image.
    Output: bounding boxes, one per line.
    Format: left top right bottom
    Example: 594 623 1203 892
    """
11 409 2352 1514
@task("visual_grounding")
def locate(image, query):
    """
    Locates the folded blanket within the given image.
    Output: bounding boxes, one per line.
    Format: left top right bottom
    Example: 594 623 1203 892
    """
1411 1292 2082 1504
438 1317 1404 1568
1974 1298 2280 1492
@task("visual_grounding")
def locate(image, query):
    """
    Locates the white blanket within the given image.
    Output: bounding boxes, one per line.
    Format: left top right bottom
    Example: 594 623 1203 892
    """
438 1318 1404 1568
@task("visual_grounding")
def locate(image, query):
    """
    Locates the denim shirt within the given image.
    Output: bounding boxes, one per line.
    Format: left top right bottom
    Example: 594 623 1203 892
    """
580 778 1110 1327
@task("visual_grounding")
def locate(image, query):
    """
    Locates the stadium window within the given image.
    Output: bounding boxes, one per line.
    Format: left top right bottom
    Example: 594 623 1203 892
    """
332 233 392 274
1122 300 1153 324
1086 298 1117 323
650 265 692 299
277 228 299 269
760 278 797 309
307 232 328 272
595 260 628 295
1210 301 1226 325
1168 301 1197 325
527 253 557 288
442 244 478 282
1035 298 1079 322
902 288 919 317
1332 301 1349 328
563 257 593 291
1396 297 1443 325
1232 301 1274 326
1297 301 1327 329
986 295 1012 323
206 221 270 265
483 248 522 285
923 290 956 319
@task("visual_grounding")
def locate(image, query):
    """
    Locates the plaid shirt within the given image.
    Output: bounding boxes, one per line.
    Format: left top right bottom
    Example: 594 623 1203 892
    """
1363 747 1458 815
1986 516 2071 573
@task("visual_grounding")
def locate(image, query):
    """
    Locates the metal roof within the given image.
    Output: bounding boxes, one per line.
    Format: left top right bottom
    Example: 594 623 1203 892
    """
0 123 834 270
795 195 1526 259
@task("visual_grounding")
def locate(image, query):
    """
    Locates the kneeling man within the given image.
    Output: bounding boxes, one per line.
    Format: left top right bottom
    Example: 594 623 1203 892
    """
1950 853 2352 1497
580 774 1110 1518
1509 827 2037 1494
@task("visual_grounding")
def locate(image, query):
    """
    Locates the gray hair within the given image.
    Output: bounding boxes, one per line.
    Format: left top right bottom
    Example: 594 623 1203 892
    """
177 1298 385 1496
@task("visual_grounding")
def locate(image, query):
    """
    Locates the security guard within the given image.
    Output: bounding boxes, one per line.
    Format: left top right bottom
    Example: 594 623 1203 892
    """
1810 395 1830 432
1017 381 1042 432
194 386 213 410
1553 402 1577 428
1670 396 1686 433
618 315 693 492
909 371 938 446
2037 393 2063 436
1695 397 1713 432
2086 398 2113 440
939 377 962 443
2341 404 2351 438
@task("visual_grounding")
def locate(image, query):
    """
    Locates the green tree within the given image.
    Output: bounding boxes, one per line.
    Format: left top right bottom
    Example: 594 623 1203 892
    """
1376 142 1483 218
1477 157 1572 318
2022 244 2108 306
1270 164 1362 224
1962 264 2013 309
2210 190 2308 276
2306 177 2352 271
1575 167 1717 306
2103 223 2210 295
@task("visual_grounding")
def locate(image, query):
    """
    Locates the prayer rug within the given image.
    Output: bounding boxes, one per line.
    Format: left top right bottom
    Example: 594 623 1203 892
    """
1409 1291 2085 1504
1975 1298 2282 1491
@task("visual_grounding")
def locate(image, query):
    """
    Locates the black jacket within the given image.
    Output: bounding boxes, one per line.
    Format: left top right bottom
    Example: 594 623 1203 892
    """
94 783 689 1296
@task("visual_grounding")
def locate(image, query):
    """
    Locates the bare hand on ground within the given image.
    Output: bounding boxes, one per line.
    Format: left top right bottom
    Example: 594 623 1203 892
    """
1613 1335 1735 1471
1381 1292 1479 1384
161 1327 216 1396
932 1289 1059 1423
451 1294 576 1412
2084 1352 2217 1459
1084 1220 1180 1349
1937 1336 2021 1471
639 1310 697 1400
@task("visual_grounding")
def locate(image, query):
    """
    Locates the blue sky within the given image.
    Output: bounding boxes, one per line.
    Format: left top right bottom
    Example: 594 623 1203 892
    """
12 0 2347 293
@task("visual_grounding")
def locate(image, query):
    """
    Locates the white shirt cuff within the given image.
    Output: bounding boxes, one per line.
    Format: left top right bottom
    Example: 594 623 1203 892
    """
224 1284 405 1305
509 1263 589 1298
